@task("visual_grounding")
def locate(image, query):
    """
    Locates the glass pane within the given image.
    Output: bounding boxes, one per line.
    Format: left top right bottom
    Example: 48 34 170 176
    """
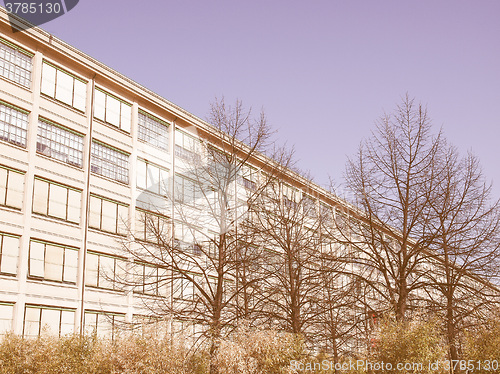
120 103 131 132
96 314 110 337
67 189 81 223
85 253 98 287
29 241 45 277
99 255 114 289
33 178 48 215
45 244 63 281
84 312 97 334
135 210 145 240
55 70 74 106
5 171 23 209
41 63 56 97
48 184 67 220
114 259 126 291
136 159 146 190
147 163 159 194
0 304 13 334
101 199 117 233
63 248 78 283
89 196 101 229
175 130 183 146
24 307 41 337
73 79 86 111
0 168 7 205
60 310 74 335
40 308 60 335
94 90 105 121
0 235 19 274
105 95 120 126
117 204 128 235
159 169 168 196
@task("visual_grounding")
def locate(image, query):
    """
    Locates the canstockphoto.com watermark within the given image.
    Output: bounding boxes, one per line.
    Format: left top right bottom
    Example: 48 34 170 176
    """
3 0 80 31
290 359 499 372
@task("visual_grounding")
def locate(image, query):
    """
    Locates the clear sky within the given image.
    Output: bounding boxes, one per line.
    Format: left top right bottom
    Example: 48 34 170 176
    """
11 0 500 199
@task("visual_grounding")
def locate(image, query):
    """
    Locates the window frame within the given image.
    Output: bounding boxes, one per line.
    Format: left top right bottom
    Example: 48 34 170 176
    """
88 193 128 236
0 232 20 276
0 37 33 88
32 176 82 224
40 60 87 112
136 158 169 196
138 110 170 151
37 117 84 168
23 304 75 337
85 250 127 291
28 239 79 284
93 87 132 133
0 164 25 210
175 129 201 163
90 140 129 184
0 100 29 148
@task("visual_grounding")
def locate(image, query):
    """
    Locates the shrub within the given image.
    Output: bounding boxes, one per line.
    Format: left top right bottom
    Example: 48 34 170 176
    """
371 318 448 374
215 323 304 374
464 314 500 374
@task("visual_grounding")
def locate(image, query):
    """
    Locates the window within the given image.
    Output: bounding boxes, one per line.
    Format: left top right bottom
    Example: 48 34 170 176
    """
0 232 20 275
84 311 124 339
138 111 169 151
320 203 333 223
0 303 14 335
89 194 128 235
37 118 84 168
282 184 299 210
136 159 168 196
85 251 126 291
0 101 29 147
175 129 201 163
174 174 201 206
24 305 75 337
303 195 317 218
238 164 258 191
135 209 170 243
173 221 205 257
0 164 24 210
29 240 78 283
173 273 194 301
40 61 87 111
91 141 129 184
32 177 81 223
0 37 32 87
134 262 169 297
94 88 131 132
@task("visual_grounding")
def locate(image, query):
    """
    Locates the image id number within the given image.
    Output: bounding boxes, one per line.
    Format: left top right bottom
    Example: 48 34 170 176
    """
6 2 63 14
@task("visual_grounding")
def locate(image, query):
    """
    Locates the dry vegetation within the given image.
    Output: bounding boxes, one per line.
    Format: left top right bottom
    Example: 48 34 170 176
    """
1 315 499 374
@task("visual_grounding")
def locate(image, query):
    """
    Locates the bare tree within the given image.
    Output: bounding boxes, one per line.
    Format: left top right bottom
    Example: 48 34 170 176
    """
425 148 500 363
342 95 444 321
314 252 361 362
342 95 500 362
247 178 326 344
122 98 287 374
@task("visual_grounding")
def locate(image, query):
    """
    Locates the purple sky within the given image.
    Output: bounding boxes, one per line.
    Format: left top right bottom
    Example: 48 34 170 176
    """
14 0 500 199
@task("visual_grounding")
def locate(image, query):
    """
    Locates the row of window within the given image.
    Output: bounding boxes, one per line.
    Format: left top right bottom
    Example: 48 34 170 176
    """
1 304 125 338
1 37 172 151
1 162 334 233
0 39 336 218
1 227 210 300
0 302 195 338
1 101 129 183
0 234 199 305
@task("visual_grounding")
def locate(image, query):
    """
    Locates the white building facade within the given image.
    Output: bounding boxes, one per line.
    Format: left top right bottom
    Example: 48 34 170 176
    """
0 9 358 340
